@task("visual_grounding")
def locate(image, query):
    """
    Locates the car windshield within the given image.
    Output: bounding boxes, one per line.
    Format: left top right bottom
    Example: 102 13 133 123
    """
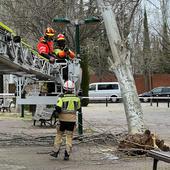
89 85 96 91
151 88 162 93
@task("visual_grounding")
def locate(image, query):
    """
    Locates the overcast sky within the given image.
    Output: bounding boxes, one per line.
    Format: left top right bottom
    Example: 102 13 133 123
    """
142 0 170 21
141 0 170 34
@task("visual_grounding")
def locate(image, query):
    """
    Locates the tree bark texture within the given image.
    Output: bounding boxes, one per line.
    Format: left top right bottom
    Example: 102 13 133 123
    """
97 0 145 134
114 63 144 134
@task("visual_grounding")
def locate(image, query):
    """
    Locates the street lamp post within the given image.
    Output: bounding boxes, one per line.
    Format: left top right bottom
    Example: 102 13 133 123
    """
75 20 80 58
53 17 100 135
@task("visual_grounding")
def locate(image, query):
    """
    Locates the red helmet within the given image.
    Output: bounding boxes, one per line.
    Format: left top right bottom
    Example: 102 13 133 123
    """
57 33 65 41
45 27 55 36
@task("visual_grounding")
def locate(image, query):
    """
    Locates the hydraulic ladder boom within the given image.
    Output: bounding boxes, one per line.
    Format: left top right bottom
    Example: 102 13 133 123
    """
0 22 82 104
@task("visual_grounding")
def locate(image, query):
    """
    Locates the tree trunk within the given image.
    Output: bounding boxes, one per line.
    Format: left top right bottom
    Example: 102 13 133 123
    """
81 54 89 106
114 63 144 134
97 0 145 134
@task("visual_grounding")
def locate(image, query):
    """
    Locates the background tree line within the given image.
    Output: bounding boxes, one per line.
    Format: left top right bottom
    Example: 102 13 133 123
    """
0 0 170 91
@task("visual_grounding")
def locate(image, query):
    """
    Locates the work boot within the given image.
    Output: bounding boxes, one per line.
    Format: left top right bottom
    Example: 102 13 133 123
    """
50 151 59 158
64 150 69 161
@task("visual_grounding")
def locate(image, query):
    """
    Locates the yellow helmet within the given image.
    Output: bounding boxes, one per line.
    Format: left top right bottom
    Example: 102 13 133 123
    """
45 27 55 36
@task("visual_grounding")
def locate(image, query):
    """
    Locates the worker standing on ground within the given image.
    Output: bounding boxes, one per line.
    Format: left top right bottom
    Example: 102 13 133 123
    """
37 27 56 64
54 33 75 60
50 80 81 160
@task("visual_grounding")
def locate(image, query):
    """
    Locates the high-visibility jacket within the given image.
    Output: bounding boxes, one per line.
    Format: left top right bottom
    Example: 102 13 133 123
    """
56 94 81 122
37 37 54 55
54 48 75 60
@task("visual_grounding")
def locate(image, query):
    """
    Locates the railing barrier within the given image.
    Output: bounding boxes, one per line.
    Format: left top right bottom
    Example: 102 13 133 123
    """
80 96 170 108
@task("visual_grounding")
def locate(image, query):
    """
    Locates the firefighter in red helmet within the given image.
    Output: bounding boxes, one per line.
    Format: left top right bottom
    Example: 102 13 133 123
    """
53 33 75 80
54 33 75 60
37 27 56 64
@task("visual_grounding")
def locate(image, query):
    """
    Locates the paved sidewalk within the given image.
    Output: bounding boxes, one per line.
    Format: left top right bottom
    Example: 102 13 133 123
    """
83 103 170 144
0 103 169 170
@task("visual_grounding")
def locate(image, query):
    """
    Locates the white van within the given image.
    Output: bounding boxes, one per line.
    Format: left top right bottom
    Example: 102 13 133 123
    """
89 82 121 102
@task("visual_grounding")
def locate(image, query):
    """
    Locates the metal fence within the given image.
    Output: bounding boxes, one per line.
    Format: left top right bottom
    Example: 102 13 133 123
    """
81 96 170 108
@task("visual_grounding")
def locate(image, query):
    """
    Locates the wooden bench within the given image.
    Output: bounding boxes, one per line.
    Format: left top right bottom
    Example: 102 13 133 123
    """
147 150 170 170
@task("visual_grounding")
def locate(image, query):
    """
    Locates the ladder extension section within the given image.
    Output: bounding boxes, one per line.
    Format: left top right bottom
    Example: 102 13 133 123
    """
0 25 54 80
0 22 82 105
0 22 82 90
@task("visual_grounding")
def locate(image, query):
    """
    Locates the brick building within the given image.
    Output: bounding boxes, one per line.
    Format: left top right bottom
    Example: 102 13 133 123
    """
90 73 170 94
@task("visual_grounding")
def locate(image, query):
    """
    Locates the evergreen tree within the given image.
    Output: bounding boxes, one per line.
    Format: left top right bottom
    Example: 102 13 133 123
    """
161 21 170 73
159 0 170 73
143 8 151 91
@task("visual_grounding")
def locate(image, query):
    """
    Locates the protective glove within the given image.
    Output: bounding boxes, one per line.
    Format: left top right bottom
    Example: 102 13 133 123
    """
64 47 69 52
55 106 61 113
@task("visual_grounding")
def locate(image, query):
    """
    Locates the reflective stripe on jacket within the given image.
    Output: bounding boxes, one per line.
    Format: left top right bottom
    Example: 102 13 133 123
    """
57 94 81 122
37 37 54 55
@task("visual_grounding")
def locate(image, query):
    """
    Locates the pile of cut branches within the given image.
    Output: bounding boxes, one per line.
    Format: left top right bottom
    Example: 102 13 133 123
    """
118 130 170 155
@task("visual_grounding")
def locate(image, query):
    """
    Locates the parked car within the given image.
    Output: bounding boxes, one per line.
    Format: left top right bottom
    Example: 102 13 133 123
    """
139 86 170 102
89 82 121 102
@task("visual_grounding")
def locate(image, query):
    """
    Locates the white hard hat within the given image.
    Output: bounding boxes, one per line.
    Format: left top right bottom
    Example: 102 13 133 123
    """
64 80 75 91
